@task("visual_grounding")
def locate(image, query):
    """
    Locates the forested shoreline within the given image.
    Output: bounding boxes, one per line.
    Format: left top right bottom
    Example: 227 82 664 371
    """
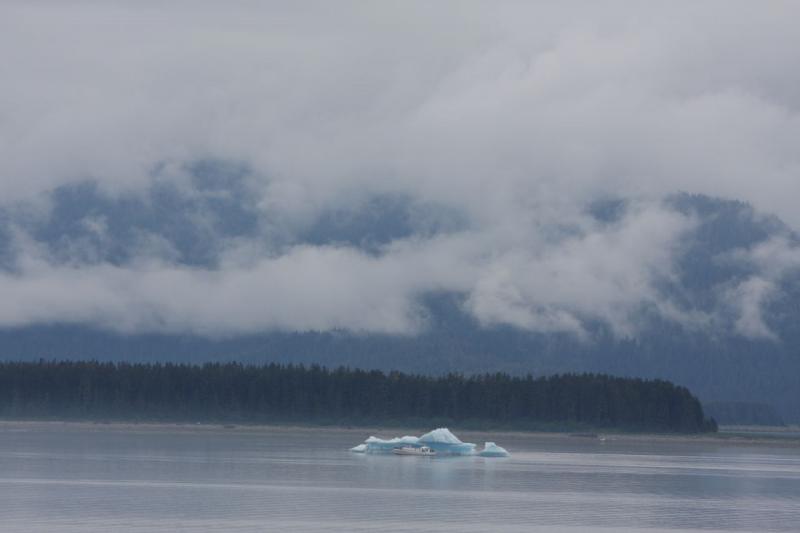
0 361 717 433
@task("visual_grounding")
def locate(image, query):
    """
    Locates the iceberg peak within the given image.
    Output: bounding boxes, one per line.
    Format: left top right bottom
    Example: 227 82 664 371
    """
419 428 463 444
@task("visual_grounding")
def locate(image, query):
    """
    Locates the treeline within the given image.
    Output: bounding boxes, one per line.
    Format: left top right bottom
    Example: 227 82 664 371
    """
0 361 717 432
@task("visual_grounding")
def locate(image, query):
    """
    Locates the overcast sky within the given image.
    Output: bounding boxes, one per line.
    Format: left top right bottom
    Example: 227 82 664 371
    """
1 1 798 338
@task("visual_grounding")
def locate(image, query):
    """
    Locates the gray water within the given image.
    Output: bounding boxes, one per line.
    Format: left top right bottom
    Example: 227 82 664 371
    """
1 423 798 532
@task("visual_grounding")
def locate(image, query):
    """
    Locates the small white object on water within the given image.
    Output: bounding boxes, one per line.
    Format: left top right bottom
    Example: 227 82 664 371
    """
478 442 510 457
349 428 510 457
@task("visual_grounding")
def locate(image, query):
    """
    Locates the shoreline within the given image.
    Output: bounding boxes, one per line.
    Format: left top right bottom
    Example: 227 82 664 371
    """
2 419 798 448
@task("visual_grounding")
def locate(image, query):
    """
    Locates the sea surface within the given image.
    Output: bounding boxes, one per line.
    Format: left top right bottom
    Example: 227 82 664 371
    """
0 423 798 532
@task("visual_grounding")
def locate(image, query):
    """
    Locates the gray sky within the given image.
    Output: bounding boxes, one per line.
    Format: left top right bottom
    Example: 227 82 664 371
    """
0 1 798 338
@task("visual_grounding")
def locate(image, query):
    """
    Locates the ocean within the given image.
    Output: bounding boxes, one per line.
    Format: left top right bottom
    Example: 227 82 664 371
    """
1 423 798 532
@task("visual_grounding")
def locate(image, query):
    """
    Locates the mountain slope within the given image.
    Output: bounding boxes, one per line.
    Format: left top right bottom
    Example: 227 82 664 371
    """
0 182 798 421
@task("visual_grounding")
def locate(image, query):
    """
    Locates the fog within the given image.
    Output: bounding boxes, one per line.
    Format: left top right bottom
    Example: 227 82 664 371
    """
1 1 798 338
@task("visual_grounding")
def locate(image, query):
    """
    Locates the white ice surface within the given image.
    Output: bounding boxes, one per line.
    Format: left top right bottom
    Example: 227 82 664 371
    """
419 428 463 444
478 442 510 457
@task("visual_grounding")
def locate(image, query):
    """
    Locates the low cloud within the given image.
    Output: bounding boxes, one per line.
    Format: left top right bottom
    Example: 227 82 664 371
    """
0 201 696 337
1 1 798 338
724 238 800 339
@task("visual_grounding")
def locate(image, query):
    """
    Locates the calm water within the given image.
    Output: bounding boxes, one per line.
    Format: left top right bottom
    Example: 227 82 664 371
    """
0 423 798 532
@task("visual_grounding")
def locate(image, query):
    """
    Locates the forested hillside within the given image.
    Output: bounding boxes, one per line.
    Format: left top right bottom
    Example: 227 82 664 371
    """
0 188 798 422
0 361 716 433
1 309 797 423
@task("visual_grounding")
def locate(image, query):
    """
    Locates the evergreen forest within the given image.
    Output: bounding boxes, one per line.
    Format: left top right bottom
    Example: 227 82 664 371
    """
0 361 717 433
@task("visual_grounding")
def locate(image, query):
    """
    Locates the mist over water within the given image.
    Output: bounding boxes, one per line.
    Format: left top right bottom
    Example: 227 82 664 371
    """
0 424 798 532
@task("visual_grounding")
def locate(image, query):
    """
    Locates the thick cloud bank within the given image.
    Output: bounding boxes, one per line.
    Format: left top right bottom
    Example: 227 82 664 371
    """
1 1 798 338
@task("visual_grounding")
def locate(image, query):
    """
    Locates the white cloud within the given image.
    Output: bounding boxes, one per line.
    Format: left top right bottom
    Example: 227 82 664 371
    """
724 237 800 339
0 1 798 337
0 202 695 336
726 277 778 341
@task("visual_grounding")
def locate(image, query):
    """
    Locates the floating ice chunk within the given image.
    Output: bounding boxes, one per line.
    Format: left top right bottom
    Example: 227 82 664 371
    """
359 435 420 453
478 442 510 457
365 435 419 445
350 428 510 457
351 428 485 456
418 427 475 455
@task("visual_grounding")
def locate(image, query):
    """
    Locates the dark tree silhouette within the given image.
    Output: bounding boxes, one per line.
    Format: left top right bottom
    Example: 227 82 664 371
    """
0 360 716 432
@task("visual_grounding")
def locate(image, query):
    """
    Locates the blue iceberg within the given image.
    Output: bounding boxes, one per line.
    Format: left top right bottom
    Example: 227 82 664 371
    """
350 428 509 457
478 442 510 457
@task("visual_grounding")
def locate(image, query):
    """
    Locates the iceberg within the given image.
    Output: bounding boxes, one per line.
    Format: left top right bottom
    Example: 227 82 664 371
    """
350 428 509 457
478 442 510 457
359 434 421 453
